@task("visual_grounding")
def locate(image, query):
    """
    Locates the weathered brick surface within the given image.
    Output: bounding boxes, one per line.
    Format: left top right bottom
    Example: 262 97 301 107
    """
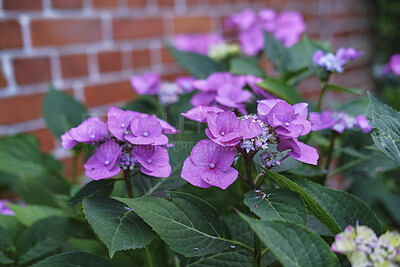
0 0 375 160
31 19 102 47
60 54 88 79
13 57 52 85
0 20 23 50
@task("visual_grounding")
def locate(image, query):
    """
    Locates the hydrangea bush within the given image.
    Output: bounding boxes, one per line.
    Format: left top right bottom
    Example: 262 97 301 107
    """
0 8 399 267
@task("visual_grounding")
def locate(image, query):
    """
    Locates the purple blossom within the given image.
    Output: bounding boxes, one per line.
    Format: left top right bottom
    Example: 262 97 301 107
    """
125 114 169 146
309 111 372 133
390 54 400 75
258 9 276 31
157 118 179 134
175 76 195 93
309 111 335 131
84 140 122 180
313 47 363 73
0 200 14 216
277 137 319 165
173 34 224 55
257 99 311 138
355 115 372 133
61 131 78 149
205 111 262 147
226 9 257 31
107 106 137 141
68 117 108 143
239 27 264 56
132 145 171 177
130 72 161 95
181 140 238 189
273 11 306 47
181 106 224 123
215 83 252 111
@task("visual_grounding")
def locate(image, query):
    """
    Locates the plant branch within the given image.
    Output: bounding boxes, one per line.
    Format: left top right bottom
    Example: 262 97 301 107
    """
252 233 261 267
123 169 134 198
323 130 338 181
261 247 270 257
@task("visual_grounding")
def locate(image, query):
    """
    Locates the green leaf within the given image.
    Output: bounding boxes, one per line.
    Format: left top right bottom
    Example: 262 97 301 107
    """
31 251 115 267
168 46 223 78
225 214 253 247
368 92 400 166
16 217 81 265
184 249 253 267
116 192 234 257
0 215 24 241
395 181 400 192
256 78 302 104
0 134 47 178
326 84 363 95
262 169 342 234
124 95 163 116
264 32 291 74
240 215 340 267
244 189 308 225
43 88 88 138
0 226 15 264
229 57 265 77
82 196 155 258
68 179 115 205
7 204 67 227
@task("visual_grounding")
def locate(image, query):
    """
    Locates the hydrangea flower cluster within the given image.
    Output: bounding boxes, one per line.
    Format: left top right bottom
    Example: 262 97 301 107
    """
313 47 364 73
0 200 14 216
180 99 318 189
130 72 194 106
190 72 272 114
173 33 224 55
331 223 400 267
225 9 306 55
309 110 371 133
61 106 178 180
381 54 400 76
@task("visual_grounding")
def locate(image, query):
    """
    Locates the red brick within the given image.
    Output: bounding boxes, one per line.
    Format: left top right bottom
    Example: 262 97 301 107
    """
13 57 52 85
131 49 151 69
0 65 7 88
51 0 83 9
3 0 42 11
98 51 122 73
127 0 146 7
84 81 137 107
61 155 84 178
0 93 43 124
31 19 102 47
173 16 211 34
158 0 174 7
113 18 163 40
161 47 174 64
29 128 55 152
60 54 88 79
92 0 118 8
0 20 23 50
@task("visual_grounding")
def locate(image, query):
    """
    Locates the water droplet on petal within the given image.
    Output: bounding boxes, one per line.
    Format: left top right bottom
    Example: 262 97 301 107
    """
284 122 290 127
147 159 152 164
143 132 149 137
104 160 110 165
220 131 225 136
90 134 95 139
121 123 125 128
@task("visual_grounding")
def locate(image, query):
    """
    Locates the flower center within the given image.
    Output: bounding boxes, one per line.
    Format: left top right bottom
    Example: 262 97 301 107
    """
147 159 152 164
121 123 125 128
220 131 225 136
209 163 216 169
104 160 110 165
284 122 290 126
90 134 95 139
143 132 149 137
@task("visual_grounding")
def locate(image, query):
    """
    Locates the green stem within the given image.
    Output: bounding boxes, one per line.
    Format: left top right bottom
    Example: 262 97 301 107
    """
145 246 153 267
323 131 338 181
316 84 327 112
261 247 270 257
252 233 261 267
123 170 134 198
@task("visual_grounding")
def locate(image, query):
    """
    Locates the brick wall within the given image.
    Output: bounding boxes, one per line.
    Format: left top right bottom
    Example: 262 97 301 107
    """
0 0 374 163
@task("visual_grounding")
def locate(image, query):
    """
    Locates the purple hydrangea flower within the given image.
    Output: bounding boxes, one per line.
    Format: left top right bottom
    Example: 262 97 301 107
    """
61 131 78 149
125 114 169 145
257 99 311 138
309 111 335 131
309 111 372 133
157 118 179 134
0 200 14 216
130 72 161 95
215 83 252 111
246 75 274 99
239 27 264 56
84 140 122 180
181 106 224 123
226 9 257 31
273 11 306 47
277 137 319 165
132 145 171 177
181 139 238 189
355 115 372 133
205 111 262 147
68 117 108 143
174 34 224 55
258 9 276 31
390 54 400 75
313 47 363 73
175 76 195 93
107 106 137 141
